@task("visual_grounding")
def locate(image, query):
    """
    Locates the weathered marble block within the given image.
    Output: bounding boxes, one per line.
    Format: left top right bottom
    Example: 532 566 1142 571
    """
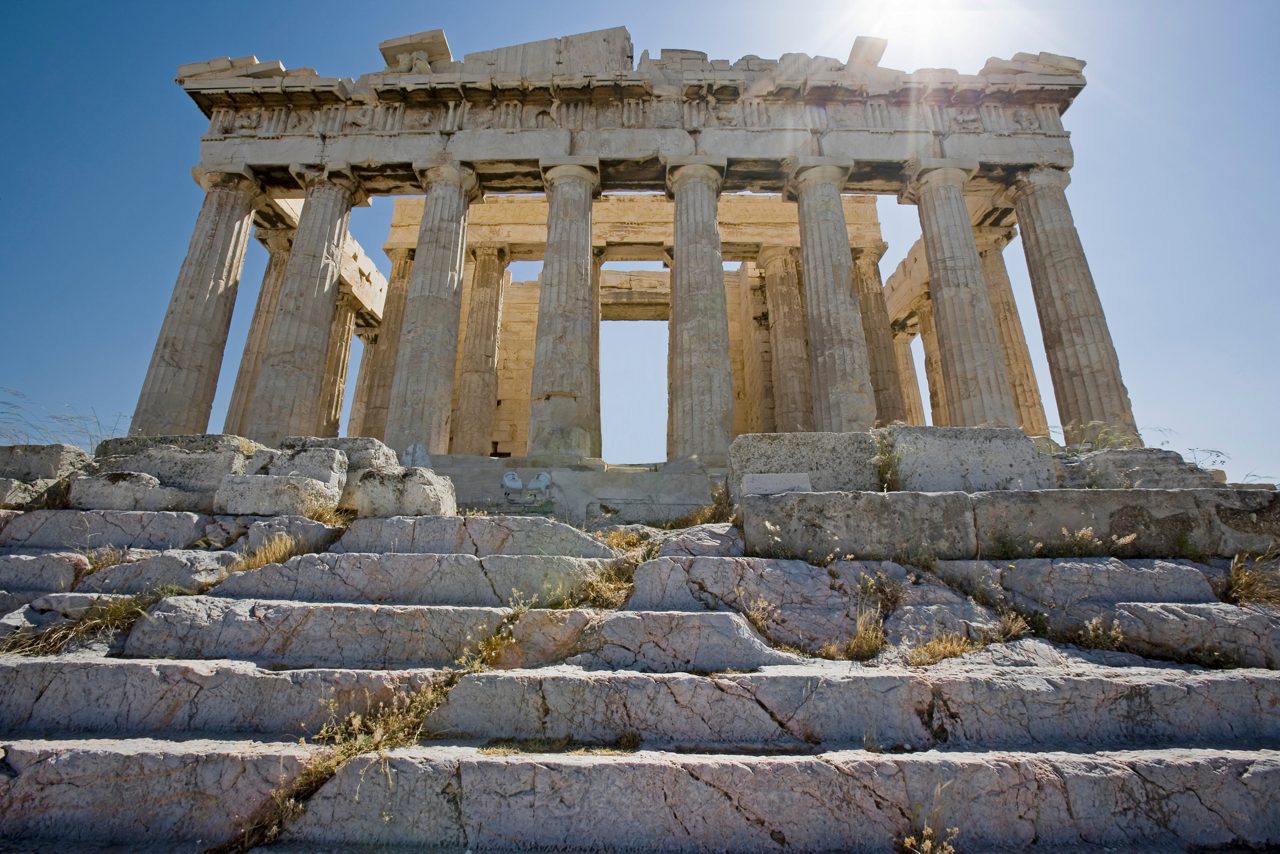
0 443 91 481
728 432 879 499
350 467 457 517
213 475 340 517
880 426 1057 491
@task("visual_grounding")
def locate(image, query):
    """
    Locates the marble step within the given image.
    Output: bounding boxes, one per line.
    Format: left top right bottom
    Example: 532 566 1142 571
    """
122 596 800 672
331 514 619 559
209 551 613 607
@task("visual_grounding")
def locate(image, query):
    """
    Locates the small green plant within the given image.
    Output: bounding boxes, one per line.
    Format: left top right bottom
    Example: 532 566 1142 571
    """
1223 550 1280 607
0 584 184 656
903 632 979 667
857 570 905 616
1077 615 1124 651
874 432 902 492
1036 527 1136 558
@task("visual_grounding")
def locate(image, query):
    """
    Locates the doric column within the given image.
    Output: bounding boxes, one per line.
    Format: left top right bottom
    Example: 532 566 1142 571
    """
917 300 950 427
1011 167 1140 446
452 244 508 456
853 248 907 425
904 161 1017 427
758 246 813 433
589 248 605 458
131 169 256 436
975 227 1050 437
243 164 362 445
786 160 876 431
384 162 478 463
893 330 927 426
527 159 600 460
318 294 357 438
666 159 734 462
355 248 413 440
224 227 293 436
347 330 377 437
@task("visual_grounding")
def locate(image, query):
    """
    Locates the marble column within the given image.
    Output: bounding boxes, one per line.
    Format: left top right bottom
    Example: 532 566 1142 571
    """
589 248 605 458
355 248 413 440
223 227 293 437
318 294 356 438
384 163 477 463
758 246 813 433
131 170 256 436
1012 167 1140 446
853 249 907 425
918 301 950 427
346 330 377 437
975 227 1050 437
907 162 1017 427
243 165 362 445
787 161 876 431
666 160 734 462
452 244 508 456
527 161 599 460
893 331 927 426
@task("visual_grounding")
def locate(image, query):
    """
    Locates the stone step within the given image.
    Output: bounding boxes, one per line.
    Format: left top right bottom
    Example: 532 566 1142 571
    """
210 551 611 607
0 656 445 737
331 514 619 558
433 660 1280 752
0 736 312 848
278 745 1280 851
122 596 798 672
0 510 212 551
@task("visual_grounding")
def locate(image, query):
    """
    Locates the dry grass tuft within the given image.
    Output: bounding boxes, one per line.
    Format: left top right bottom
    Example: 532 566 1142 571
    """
897 823 959 854
0 585 183 656
1077 616 1125 651
659 484 735 530
594 529 650 552
1224 550 1280 607
818 607 886 662
553 546 653 611
984 611 1032 643
230 534 305 574
299 496 354 528
858 570 905 616
1035 526 1137 558
455 596 535 672
903 632 980 667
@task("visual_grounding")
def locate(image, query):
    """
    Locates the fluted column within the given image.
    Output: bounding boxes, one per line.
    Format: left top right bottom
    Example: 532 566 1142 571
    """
787 161 876 431
918 301 949 427
223 227 293 436
906 162 1017 427
1012 167 1140 446
385 162 477 463
131 170 256 436
853 249 907 424
589 248 605 458
758 246 813 433
356 248 413 440
243 165 362 445
666 160 734 462
318 295 357 438
347 330 377 437
452 244 508 456
527 161 599 460
975 227 1050 437
893 331 927 425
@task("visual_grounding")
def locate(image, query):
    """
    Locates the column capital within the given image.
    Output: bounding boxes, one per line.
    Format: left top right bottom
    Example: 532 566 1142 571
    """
289 162 368 205
972 226 1017 252
663 156 726 198
255 226 295 256
782 156 852 200
1011 166 1071 199
899 158 978 204
384 245 415 265
540 157 601 195
413 159 480 201
192 165 257 194
854 240 890 264
469 243 509 264
756 245 798 272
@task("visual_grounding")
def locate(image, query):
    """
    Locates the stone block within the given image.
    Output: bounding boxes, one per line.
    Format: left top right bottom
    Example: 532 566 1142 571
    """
95 434 262 458
213 474 340 517
0 478 50 509
568 611 803 672
0 551 86 593
243 515 343 555
1056 448 1220 489
656 523 744 558
78 549 240 595
742 490 978 562
68 472 203 512
350 467 457 517
247 446 348 490
880 426 1057 491
728 432 879 500
95 443 257 498
1114 601 1280 668
281 436 398 508
0 443 91 481
0 509 19 537
0 509 211 551
740 472 812 496
333 515 618 559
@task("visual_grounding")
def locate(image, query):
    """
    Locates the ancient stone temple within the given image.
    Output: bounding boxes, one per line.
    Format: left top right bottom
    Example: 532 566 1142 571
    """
3 26 1278 852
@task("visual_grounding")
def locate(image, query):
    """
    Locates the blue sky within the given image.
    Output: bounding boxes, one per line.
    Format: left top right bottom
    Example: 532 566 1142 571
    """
2 1 1276 481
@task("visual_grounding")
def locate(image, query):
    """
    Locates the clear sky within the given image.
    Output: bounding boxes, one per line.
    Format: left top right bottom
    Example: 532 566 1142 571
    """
2 0 1276 481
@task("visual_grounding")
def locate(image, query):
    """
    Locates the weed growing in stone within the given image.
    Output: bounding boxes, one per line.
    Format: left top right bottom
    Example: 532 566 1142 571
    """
72 545 130 586
594 528 651 552
1077 615 1125 650
857 570 905 616
817 607 886 662
299 495 354 528
552 545 654 610
479 732 641 755
659 484 735 529
230 533 305 574
0 584 184 656
903 632 979 666
873 432 902 492
896 823 958 854
985 611 1032 643
1224 550 1280 607
1035 527 1137 558
456 596 534 672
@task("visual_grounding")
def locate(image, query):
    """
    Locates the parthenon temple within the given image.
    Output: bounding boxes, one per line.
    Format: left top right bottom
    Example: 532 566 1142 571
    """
131 25 1140 513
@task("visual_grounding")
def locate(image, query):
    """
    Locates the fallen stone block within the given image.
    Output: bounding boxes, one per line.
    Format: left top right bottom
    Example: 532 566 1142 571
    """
728 432 879 499
880 425 1057 491
742 490 978 562
78 549 240 595
0 478 59 509
213 474 340 516
281 436 398 509
350 467 457 517
0 509 212 551
656 523 743 558
247 446 348 489
1114 601 1280 669
333 515 619 559
67 472 201 512
0 443 91 481
1057 448 1220 489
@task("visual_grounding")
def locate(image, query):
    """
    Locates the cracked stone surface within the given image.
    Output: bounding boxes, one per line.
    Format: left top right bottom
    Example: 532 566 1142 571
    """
212 552 609 607
77 549 240 595
1115 601 1280 668
333 515 619 559
281 745 1280 850
656 524 744 558
568 611 803 673
884 572 1001 645
0 737 311 845
0 657 445 735
67 472 204 513
0 444 91 482
349 467 458 517
0 551 86 594
246 446 348 490
0 510 212 551
213 474 341 516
